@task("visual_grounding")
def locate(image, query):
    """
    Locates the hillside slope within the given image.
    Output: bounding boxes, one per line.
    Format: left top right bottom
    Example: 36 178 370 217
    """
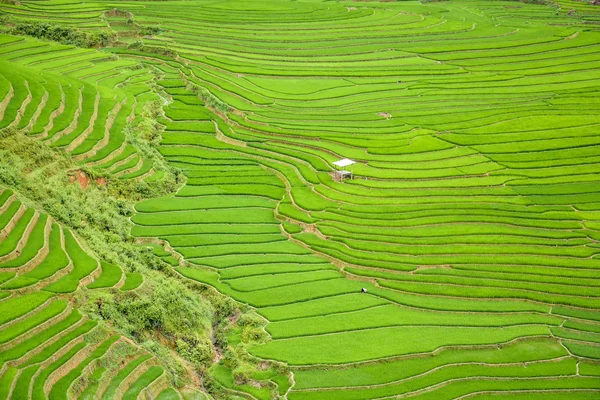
0 0 600 398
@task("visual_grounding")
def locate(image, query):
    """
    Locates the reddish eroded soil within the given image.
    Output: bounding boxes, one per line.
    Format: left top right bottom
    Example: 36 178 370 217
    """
68 170 106 189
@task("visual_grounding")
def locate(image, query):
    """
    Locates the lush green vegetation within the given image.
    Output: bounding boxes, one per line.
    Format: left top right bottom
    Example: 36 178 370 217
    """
1 0 600 398
0 188 188 396
2 17 117 48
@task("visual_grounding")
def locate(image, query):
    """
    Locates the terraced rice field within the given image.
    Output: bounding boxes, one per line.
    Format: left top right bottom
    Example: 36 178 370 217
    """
1 0 600 398
0 30 167 182
0 189 189 398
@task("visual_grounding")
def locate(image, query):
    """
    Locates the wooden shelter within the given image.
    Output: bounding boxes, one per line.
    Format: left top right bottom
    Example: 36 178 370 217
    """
332 158 356 180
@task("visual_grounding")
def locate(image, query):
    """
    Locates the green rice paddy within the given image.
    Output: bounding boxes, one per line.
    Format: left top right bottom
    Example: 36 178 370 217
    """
0 190 177 398
1 0 600 398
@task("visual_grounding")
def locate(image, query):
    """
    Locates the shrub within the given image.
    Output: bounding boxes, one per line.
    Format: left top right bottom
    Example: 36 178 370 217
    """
139 25 161 36
237 313 264 328
241 327 269 343
175 337 214 368
7 19 117 48
187 83 232 114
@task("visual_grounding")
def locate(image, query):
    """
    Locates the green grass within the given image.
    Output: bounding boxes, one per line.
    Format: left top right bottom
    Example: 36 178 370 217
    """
0 299 67 344
79 367 107 400
87 261 122 289
395 377 600 400
101 354 152 400
266 304 561 339
0 189 13 208
0 201 20 232
20 318 96 367
251 325 550 365
0 310 84 364
45 229 98 292
156 388 181 400
131 208 278 226
260 293 387 321
212 364 271 400
0 214 47 268
580 360 600 376
2 0 600 397
3 223 69 289
293 337 567 389
121 272 143 291
11 365 39 400
122 366 164 400
0 367 18 399
289 358 578 400
0 208 35 257
48 334 120 400
31 341 87 400
564 342 600 359
0 291 53 325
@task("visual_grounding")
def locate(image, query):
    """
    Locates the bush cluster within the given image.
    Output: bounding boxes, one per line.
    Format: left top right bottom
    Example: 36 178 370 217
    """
0 128 198 383
139 25 162 36
0 127 274 390
127 41 176 57
7 19 117 48
136 100 164 144
187 83 232 114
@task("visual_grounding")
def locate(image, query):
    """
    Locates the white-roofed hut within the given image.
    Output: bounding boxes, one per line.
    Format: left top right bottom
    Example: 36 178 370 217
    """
332 158 356 181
